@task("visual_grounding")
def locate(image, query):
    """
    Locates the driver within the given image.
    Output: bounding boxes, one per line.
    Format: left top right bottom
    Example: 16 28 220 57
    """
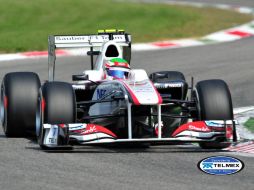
104 58 130 80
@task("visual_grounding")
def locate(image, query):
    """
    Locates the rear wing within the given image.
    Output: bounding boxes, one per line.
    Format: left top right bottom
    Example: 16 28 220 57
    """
48 30 131 81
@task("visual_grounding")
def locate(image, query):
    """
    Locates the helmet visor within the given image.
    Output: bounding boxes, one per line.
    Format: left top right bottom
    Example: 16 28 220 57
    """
107 69 129 79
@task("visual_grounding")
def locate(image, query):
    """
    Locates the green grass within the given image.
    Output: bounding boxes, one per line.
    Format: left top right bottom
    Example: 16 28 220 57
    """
0 0 252 53
244 117 254 132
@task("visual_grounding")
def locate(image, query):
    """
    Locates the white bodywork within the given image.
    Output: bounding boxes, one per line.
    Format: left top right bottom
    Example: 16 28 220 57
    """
88 77 162 116
48 34 131 81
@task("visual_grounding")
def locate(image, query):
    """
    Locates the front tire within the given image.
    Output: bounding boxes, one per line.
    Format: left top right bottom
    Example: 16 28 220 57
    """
195 79 233 149
37 82 76 148
1 72 41 137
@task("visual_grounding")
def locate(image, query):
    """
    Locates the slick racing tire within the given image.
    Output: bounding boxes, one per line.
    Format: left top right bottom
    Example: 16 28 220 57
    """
195 79 233 149
42 82 76 124
37 82 76 148
1 72 41 137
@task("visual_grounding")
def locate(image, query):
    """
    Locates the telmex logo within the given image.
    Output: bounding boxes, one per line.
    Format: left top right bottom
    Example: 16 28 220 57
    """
198 156 244 175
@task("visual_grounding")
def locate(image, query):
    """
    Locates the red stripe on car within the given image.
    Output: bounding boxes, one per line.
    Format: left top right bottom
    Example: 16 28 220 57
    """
172 121 211 137
84 124 117 138
150 81 163 104
122 82 141 105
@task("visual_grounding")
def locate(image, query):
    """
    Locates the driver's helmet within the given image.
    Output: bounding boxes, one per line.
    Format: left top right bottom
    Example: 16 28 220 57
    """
105 58 130 79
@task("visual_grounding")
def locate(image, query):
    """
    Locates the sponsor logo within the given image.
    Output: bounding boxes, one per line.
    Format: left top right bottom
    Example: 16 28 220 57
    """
198 156 244 175
205 121 224 127
69 124 86 131
72 85 86 90
112 35 125 40
84 125 97 134
154 83 183 88
189 125 210 132
55 36 89 42
96 89 107 99
55 35 125 43
45 126 58 145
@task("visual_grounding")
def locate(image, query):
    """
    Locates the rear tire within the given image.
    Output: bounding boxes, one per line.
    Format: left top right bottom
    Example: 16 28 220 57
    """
195 79 233 149
1 72 41 137
37 82 76 148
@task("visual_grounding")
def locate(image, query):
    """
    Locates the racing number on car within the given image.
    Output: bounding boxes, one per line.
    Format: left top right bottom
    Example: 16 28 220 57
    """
97 89 106 99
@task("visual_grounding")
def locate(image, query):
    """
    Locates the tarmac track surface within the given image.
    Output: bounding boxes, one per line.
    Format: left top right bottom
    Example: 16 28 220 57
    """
0 0 254 189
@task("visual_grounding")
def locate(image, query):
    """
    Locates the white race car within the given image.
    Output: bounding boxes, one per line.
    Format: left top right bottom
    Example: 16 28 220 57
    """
1 29 237 150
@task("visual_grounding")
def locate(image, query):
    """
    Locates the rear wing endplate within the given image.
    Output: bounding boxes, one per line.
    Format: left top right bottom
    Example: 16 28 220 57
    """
48 33 131 81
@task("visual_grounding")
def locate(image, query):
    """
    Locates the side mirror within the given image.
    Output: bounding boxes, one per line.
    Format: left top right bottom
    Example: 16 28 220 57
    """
72 74 89 81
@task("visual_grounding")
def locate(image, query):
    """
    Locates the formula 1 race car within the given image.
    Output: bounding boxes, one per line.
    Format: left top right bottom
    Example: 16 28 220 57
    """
0 29 238 150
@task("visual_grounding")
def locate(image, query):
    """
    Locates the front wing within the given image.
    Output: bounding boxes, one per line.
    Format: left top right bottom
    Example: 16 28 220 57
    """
41 120 237 148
